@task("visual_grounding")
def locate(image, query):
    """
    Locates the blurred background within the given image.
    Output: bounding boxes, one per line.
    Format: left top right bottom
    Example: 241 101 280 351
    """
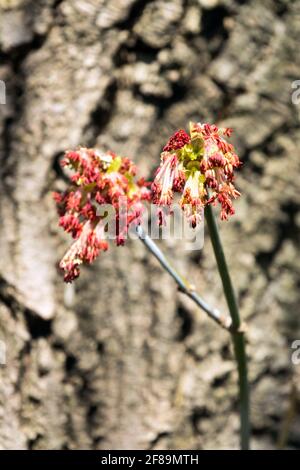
0 0 300 450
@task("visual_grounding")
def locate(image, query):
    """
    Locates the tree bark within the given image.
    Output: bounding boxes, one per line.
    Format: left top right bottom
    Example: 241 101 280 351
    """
0 0 300 449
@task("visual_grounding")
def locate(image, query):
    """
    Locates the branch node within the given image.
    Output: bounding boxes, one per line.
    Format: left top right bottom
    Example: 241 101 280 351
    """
229 321 248 335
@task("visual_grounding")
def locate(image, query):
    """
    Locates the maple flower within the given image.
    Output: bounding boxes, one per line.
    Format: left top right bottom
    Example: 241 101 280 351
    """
152 122 241 226
53 148 150 282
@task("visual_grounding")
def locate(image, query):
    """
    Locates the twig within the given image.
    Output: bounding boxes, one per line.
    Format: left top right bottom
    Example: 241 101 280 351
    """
205 204 250 450
136 225 231 330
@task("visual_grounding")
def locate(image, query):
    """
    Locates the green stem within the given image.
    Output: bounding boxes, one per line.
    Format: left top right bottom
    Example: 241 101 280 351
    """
205 204 250 450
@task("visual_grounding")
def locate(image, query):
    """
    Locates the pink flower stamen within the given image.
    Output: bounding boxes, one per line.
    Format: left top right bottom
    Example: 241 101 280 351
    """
54 148 150 282
152 122 242 226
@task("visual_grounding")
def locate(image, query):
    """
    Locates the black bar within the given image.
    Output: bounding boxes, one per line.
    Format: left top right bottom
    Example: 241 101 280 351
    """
0 449 295 467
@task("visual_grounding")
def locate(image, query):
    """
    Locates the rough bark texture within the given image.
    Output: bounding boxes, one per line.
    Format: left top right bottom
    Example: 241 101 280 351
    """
0 0 300 450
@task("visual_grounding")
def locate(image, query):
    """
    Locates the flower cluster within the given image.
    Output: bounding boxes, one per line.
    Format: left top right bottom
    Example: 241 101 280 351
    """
53 148 150 282
152 122 242 226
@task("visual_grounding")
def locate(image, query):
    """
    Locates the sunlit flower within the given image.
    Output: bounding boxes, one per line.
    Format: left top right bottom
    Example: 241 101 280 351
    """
53 148 150 282
180 170 206 228
152 122 241 225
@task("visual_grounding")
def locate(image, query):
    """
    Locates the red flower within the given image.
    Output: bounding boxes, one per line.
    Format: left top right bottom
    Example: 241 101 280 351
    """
152 122 241 225
54 148 150 282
